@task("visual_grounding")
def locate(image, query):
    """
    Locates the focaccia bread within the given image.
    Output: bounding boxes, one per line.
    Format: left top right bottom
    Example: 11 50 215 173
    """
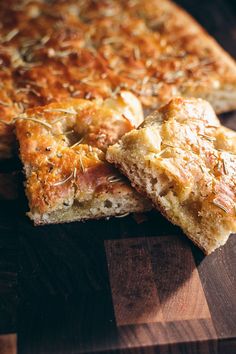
16 92 151 225
1 0 236 158
107 98 236 254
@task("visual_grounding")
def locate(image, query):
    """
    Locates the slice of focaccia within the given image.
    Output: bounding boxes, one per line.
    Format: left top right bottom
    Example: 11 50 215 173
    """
15 92 151 225
1 0 236 159
107 98 236 254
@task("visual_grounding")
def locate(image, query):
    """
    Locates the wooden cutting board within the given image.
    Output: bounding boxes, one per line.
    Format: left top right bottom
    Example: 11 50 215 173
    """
16 218 235 354
0 1 236 353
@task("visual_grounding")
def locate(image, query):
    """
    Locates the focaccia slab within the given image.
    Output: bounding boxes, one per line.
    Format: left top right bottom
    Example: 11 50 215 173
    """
107 98 236 254
16 93 151 225
1 0 236 158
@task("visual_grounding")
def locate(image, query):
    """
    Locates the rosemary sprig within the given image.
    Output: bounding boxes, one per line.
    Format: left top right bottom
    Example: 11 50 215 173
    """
15 116 52 129
44 107 77 115
162 143 175 148
0 119 12 126
222 159 228 175
115 212 130 218
212 199 228 213
52 172 74 186
2 28 19 43
199 134 216 142
107 175 122 183
133 46 141 60
154 148 168 157
79 155 85 172
70 137 84 149
0 100 11 107
73 167 77 179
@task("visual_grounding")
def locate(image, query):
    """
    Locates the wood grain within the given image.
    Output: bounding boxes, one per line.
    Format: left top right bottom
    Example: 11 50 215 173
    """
16 216 236 353
0 334 17 354
117 320 217 353
18 295 218 354
105 238 163 325
106 237 211 326
148 236 211 321
196 234 236 338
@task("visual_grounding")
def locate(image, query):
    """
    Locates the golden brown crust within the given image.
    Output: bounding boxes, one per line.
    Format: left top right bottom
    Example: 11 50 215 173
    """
1 0 236 158
16 94 150 224
106 97 236 254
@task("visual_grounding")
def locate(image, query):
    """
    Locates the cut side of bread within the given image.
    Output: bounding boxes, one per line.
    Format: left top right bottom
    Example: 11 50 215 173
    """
107 97 236 254
30 188 146 226
15 93 151 225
